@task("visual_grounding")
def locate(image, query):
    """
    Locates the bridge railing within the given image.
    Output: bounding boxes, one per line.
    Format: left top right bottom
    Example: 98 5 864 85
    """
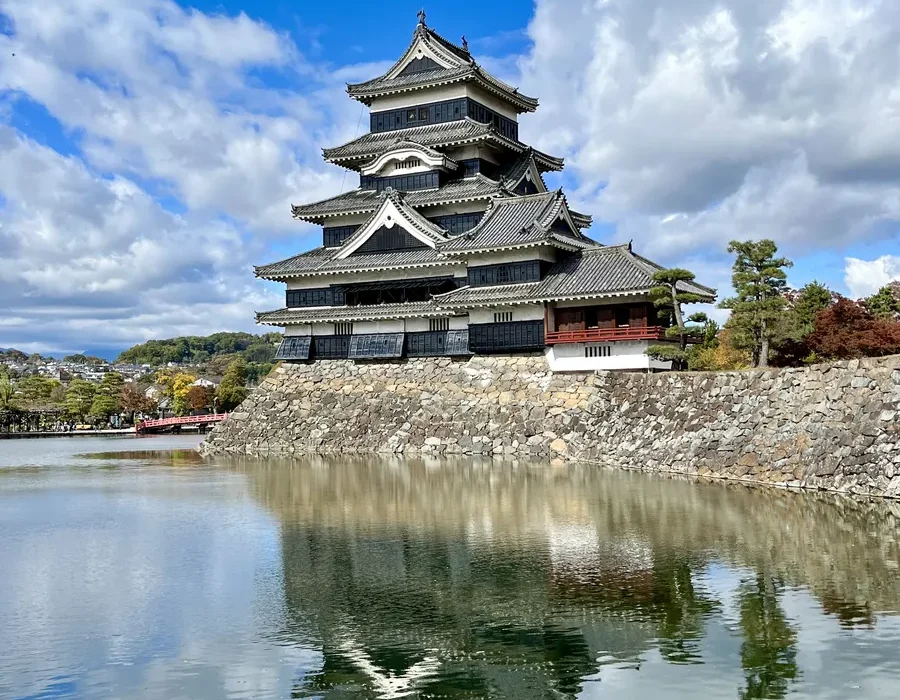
136 414 229 432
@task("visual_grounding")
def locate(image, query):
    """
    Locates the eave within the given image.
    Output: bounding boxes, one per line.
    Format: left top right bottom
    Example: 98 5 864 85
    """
347 68 539 114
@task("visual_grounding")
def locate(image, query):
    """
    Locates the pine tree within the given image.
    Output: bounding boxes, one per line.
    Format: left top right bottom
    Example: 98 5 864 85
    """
720 240 793 367
645 267 706 369
864 284 900 319
65 380 97 420
90 372 124 419
216 358 249 411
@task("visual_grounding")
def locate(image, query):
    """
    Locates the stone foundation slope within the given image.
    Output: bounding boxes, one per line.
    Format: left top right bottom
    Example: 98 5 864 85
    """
200 355 900 498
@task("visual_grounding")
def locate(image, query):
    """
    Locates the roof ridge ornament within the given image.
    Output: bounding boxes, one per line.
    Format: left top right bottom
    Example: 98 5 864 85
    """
417 9 427 27
461 35 468 52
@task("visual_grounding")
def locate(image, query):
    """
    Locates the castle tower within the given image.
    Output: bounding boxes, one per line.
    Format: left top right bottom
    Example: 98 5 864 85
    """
256 13 714 369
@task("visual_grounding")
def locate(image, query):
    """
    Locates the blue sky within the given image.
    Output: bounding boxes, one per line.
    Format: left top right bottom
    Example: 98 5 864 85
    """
1 0 898 359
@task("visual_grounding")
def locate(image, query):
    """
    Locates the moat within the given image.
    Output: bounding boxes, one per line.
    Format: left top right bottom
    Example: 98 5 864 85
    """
1 436 899 699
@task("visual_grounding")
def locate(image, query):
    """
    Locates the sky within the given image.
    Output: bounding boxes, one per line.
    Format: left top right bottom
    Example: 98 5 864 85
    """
0 0 898 359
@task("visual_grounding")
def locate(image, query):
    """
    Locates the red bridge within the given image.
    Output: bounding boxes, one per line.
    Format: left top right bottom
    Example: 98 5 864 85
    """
136 413 229 434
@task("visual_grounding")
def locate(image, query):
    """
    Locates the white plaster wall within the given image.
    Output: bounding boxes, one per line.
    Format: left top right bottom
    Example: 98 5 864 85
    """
287 317 469 334
368 84 468 112
546 341 672 372
469 304 544 324
446 144 499 163
284 326 311 337
285 266 467 290
465 85 519 120
421 201 490 217
321 214 371 228
465 247 557 266
405 318 431 332
366 84 520 121
354 320 405 334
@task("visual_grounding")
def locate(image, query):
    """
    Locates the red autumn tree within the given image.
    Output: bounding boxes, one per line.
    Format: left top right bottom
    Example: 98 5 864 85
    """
187 385 214 412
806 297 900 359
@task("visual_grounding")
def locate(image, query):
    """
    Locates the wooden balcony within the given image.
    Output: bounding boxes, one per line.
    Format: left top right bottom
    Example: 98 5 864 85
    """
544 326 667 345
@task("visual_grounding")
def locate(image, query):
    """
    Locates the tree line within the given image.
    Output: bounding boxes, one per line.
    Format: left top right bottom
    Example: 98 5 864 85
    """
116 331 282 366
1 358 250 425
648 239 900 370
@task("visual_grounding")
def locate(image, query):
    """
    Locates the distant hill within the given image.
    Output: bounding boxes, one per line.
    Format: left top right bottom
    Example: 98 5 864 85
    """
116 332 283 366
1 348 48 363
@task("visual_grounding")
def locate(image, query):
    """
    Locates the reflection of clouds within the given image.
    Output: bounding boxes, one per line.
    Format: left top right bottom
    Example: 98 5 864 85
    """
4 450 900 699
0 454 322 699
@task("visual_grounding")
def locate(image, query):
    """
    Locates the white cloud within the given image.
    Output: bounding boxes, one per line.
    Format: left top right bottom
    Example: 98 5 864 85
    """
519 0 900 269
0 125 280 354
844 255 900 298
0 0 368 234
0 0 372 353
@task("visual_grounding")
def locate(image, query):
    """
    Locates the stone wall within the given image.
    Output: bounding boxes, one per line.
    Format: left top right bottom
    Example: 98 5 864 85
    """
200 354 900 498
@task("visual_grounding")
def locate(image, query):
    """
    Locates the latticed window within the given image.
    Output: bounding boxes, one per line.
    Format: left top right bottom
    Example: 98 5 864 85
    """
394 157 421 171
334 322 353 336
429 318 450 332
585 345 611 358
494 311 513 323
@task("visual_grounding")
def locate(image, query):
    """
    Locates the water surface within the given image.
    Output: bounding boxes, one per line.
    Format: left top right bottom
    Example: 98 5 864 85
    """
1 436 899 699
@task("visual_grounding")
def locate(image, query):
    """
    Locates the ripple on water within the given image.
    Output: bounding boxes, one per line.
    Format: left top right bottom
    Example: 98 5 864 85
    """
1 447 900 698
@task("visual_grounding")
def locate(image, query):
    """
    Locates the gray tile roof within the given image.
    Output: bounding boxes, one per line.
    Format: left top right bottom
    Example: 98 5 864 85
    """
323 119 563 171
439 191 597 254
338 189 448 252
433 282 542 307
257 301 448 325
346 26 538 112
256 247 456 280
434 245 717 308
291 176 502 222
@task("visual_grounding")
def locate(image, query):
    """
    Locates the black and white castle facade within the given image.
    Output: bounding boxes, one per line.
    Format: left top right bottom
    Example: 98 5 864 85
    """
257 12 715 371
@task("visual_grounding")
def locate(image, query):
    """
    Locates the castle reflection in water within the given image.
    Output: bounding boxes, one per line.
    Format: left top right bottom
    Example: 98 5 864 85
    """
221 456 900 699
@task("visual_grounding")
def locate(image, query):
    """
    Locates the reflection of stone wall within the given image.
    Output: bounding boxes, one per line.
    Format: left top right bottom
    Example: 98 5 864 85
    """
201 354 900 497
233 457 900 619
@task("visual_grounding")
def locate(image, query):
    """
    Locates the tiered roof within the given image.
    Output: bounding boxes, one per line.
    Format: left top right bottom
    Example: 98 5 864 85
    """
434 245 717 308
257 15 717 330
256 244 717 326
322 119 563 171
291 149 591 226
264 189 595 281
346 16 538 113
440 191 595 254
291 176 502 222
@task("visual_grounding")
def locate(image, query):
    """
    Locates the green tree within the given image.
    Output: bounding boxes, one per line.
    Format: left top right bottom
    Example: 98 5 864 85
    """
216 358 249 411
791 281 834 335
645 268 708 370
771 281 835 366
0 377 16 411
864 284 900 319
65 380 97 420
16 375 55 407
90 372 124 419
720 240 793 367
737 575 799 699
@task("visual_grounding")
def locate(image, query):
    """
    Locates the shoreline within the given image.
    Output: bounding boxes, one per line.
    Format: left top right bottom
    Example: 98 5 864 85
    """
0 428 136 439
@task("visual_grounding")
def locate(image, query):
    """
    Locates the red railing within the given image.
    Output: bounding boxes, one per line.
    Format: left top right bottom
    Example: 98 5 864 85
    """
544 326 667 345
136 413 229 433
